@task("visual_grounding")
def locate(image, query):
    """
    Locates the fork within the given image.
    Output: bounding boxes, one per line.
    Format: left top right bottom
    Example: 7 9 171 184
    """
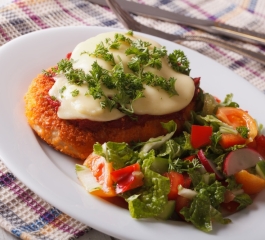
106 0 265 65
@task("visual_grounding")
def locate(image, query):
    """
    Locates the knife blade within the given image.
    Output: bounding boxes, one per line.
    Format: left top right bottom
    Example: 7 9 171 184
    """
88 0 265 46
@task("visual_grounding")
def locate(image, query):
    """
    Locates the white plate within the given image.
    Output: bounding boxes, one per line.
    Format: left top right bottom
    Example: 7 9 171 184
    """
0 26 265 240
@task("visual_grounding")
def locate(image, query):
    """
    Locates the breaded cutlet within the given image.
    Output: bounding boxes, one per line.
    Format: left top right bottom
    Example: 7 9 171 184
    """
24 71 197 160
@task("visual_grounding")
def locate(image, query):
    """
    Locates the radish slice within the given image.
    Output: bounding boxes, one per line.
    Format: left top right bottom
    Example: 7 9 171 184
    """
197 149 224 180
223 148 263 176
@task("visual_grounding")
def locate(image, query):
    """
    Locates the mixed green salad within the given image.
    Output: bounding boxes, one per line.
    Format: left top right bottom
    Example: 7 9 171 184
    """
76 91 265 232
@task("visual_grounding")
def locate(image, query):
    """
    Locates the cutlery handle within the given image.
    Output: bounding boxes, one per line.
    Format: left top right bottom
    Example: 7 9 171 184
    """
209 24 265 46
88 0 265 46
140 25 265 65
176 36 265 65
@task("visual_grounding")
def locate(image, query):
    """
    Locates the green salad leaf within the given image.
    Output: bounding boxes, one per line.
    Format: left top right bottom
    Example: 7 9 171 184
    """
126 150 170 218
233 193 253 211
93 142 137 170
181 181 230 232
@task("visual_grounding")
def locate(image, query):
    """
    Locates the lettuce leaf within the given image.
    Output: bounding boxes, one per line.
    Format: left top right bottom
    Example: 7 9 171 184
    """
181 192 213 232
180 180 229 232
194 181 225 208
93 142 136 170
233 193 253 211
140 120 177 153
126 150 170 218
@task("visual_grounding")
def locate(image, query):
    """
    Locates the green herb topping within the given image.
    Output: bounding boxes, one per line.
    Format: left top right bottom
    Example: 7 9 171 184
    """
71 89 79 97
236 126 249 138
168 50 190 75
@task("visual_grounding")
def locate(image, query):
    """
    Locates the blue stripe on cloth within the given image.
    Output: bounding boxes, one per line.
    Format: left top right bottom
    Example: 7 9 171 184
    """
229 58 248 70
248 0 258 13
160 0 172 5
0 200 52 239
40 207 61 224
210 4 236 19
1 175 86 238
9 16 36 35
70 0 112 27
102 19 117 26
0 172 16 188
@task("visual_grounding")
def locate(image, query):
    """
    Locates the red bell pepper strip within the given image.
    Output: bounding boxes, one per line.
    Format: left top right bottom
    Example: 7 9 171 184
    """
111 163 141 182
111 163 144 194
191 125 213 149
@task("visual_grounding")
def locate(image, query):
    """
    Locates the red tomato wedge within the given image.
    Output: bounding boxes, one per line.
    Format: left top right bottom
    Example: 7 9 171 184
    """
83 153 116 197
182 173 192 188
66 52 72 59
216 107 258 143
221 201 240 213
175 195 191 219
111 163 144 194
191 125 213 149
248 135 265 158
255 135 265 158
163 172 185 200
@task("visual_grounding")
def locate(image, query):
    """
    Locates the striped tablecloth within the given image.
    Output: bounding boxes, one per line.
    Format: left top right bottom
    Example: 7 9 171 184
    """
0 0 265 239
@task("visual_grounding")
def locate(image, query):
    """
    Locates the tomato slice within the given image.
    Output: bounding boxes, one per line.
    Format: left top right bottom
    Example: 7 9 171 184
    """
163 171 184 200
175 195 191 219
247 135 265 158
84 153 116 197
216 107 258 143
191 125 213 149
182 173 192 188
254 135 265 158
221 201 240 213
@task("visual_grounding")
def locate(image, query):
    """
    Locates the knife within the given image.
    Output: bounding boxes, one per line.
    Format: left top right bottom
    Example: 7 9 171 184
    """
88 0 265 46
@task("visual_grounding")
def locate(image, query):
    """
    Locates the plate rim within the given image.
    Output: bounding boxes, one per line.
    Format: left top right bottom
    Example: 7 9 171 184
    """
0 26 265 240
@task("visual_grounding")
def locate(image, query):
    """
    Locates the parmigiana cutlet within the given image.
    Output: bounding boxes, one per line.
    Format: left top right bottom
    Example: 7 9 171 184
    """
24 31 198 160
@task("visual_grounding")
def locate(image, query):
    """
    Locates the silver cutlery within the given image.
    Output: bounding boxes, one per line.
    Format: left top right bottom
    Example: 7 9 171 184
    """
105 0 265 65
90 0 265 46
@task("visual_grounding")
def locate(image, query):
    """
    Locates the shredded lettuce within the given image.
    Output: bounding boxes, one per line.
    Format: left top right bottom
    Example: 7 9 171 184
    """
233 193 253 211
93 142 136 170
140 120 177 153
181 181 230 232
125 150 170 218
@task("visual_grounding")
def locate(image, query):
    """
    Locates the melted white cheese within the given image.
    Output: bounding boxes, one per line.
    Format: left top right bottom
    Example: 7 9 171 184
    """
49 32 195 121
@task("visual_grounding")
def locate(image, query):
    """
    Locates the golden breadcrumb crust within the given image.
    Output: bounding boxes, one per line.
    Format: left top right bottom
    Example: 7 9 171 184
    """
24 71 196 160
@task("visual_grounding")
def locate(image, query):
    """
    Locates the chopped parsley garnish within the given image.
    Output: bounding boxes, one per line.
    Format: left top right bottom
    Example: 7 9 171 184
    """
42 69 53 77
59 86 66 94
71 89 79 97
126 30 133 36
236 126 249 138
59 86 66 98
87 41 116 66
168 49 190 75
51 32 191 116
